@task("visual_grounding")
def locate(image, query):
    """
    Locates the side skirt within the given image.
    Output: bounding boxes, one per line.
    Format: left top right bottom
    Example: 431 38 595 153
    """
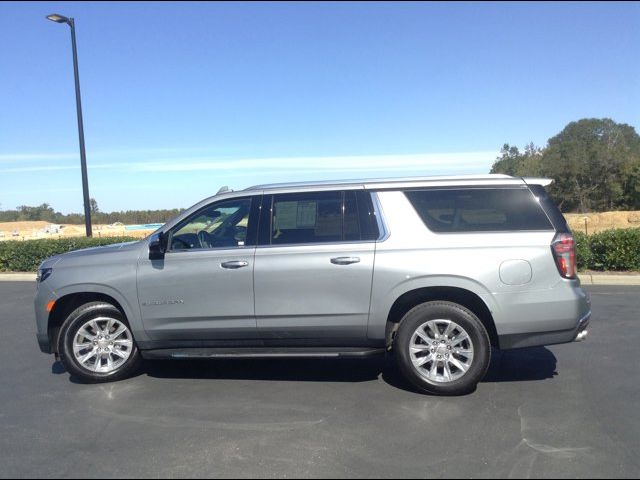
141 347 386 360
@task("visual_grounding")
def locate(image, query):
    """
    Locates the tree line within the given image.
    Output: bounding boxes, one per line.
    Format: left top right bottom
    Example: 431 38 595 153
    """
490 118 640 212
0 202 184 225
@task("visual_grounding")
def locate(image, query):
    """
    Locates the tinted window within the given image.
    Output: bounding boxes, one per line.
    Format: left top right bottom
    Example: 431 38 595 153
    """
344 191 380 241
267 191 380 245
344 191 360 241
527 184 570 233
169 197 252 250
271 191 342 245
405 188 553 232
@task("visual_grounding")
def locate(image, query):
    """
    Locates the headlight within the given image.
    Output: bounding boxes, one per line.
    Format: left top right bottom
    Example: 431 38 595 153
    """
37 267 52 283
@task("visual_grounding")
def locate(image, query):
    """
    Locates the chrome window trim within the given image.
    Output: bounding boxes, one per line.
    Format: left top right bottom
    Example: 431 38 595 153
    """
165 245 256 255
255 239 378 250
421 229 556 236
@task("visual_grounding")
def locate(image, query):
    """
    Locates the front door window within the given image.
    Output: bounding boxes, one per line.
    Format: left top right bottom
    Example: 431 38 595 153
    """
169 198 252 250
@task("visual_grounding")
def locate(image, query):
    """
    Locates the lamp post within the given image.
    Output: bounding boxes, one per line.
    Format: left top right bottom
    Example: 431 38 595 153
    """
46 13 92 237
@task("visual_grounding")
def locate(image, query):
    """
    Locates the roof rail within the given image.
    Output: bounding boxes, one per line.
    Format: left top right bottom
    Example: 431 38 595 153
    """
245 174 518 191
522 177 553 187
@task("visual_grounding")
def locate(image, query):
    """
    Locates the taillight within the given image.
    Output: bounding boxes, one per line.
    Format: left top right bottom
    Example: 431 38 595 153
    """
551 233 577 279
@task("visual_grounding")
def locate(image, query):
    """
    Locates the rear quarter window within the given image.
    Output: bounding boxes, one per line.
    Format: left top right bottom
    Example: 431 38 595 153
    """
404 188 553 233
527 184 570 233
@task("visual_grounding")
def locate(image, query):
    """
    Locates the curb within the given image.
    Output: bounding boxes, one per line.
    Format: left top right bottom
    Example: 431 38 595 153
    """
0 273 37 282
1 273 640 285
579 274 640 286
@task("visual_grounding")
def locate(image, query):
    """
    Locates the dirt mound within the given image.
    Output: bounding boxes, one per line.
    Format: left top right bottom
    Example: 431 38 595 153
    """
0 221 152 241
0 221 50 239
565 211 640 234
0 221 49 232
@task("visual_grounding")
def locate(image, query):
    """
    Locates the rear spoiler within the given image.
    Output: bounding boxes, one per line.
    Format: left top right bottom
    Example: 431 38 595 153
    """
522 177 553 187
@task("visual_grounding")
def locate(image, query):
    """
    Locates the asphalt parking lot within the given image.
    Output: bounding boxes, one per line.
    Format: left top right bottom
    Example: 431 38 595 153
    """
0 282 638 478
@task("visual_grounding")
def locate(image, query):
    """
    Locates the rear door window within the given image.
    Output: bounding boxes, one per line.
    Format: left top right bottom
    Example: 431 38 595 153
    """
272 191 342 245
404 188 553 233
262 191 380 245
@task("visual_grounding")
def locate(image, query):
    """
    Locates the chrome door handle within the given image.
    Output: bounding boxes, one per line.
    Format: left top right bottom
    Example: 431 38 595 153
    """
221 260 249 269
330 257 361 265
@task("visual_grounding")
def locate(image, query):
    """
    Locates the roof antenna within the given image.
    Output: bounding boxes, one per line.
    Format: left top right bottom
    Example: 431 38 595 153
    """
217 186 232 195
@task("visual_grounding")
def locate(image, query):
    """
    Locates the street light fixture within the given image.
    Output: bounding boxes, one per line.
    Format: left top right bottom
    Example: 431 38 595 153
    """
46 13 93 237
46 13 70 23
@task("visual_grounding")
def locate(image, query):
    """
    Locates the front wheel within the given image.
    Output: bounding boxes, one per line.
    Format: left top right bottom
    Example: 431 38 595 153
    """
394 301 491 395
58 301 142 383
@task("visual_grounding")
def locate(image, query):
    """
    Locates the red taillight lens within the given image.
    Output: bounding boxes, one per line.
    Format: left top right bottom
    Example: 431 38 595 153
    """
551 233 577 279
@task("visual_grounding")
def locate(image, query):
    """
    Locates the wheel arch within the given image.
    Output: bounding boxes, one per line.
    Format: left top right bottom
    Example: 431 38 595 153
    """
384 286 499 349
47 289 133 354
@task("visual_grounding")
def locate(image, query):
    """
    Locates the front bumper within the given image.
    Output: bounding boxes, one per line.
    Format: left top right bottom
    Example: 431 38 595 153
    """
34 282 56 354
37 333 52 354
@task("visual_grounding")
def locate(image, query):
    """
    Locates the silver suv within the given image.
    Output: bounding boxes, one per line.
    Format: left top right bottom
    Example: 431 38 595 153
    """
34 175 591 395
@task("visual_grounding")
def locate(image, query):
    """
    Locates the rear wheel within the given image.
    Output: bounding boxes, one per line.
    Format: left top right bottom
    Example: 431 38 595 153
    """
394 301 491 395
58 301 142 383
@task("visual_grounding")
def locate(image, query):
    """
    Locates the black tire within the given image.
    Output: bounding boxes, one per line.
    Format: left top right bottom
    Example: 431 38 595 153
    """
394 301 491 396
58 301 142 383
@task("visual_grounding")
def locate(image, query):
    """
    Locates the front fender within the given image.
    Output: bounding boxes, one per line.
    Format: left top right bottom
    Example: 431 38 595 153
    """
52 283 149 342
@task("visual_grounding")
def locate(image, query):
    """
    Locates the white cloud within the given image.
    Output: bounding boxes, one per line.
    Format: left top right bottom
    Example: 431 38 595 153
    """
0 146 248 164
0 153 77 162
0 165 79 173
127 152 496 173
0 151 498 175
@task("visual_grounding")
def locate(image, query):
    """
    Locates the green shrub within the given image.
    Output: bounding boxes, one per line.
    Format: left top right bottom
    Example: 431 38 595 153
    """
0 237 138 272
587 229 640 271
573 231 595 271
572 228 640 271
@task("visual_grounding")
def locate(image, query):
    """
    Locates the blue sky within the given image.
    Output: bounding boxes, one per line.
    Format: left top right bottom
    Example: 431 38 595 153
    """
1 1 638 213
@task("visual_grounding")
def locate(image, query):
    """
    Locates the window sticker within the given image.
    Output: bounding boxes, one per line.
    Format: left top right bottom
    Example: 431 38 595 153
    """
274 201 318 230
296 201 317 228
274 201 298 230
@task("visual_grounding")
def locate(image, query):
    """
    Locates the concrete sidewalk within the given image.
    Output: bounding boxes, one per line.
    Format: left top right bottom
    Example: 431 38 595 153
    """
0 273 36 282
1 272 639 285
578 273 640 285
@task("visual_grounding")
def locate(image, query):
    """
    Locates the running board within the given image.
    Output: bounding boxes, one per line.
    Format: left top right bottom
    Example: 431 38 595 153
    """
141 347 386 360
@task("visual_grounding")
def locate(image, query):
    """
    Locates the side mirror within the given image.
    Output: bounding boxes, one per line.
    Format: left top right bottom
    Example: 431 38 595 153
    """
149 232 167 260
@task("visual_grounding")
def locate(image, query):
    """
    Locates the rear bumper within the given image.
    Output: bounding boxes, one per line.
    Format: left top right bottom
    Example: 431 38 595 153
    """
499 310 591 350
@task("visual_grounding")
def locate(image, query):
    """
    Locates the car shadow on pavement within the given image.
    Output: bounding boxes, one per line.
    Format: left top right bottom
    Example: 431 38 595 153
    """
483 347 558 383
483 347 558 382
381 346 558 393
134 346 557 392
51 361 66 375
58 346 557 392
142 357 387 383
